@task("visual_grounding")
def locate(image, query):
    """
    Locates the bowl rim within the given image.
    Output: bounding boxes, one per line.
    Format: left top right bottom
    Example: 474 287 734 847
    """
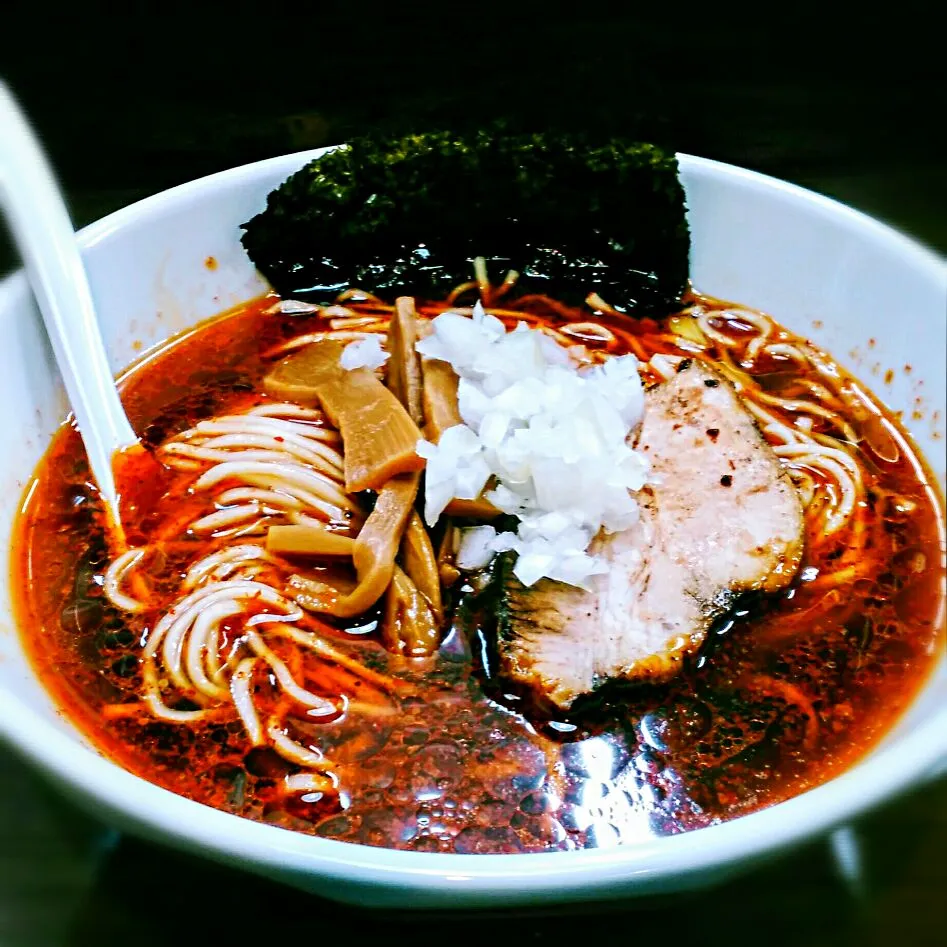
0 149 944 897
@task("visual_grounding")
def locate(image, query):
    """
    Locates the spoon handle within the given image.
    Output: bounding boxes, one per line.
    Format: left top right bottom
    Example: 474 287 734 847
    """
0 82 136 518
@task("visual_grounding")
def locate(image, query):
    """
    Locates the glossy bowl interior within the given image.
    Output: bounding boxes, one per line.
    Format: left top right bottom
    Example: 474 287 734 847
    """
0 151 944 908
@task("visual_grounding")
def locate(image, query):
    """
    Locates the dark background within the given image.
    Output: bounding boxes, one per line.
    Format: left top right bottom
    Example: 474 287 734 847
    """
1 3 946 944
2 3 946 259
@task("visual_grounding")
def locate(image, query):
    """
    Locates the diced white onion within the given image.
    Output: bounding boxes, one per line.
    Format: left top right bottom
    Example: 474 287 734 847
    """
340 336 390 371
415 302 650 588
456 526 499 570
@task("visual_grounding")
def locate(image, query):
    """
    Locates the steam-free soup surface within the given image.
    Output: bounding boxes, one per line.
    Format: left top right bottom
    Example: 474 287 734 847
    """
13 295 944 853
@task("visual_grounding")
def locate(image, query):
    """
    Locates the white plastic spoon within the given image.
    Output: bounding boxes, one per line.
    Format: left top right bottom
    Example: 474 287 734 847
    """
0 81 137 531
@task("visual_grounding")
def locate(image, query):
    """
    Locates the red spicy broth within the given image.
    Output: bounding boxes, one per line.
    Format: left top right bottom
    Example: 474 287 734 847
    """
11 293 945 853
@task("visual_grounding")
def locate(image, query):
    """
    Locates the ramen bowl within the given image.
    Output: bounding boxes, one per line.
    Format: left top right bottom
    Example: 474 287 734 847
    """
0 151 944 908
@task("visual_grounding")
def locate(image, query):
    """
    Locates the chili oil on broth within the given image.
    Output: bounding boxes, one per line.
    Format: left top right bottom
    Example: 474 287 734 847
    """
11 291 945 854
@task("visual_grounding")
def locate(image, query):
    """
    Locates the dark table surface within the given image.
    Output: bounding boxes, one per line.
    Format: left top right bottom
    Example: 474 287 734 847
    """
1 6 945 944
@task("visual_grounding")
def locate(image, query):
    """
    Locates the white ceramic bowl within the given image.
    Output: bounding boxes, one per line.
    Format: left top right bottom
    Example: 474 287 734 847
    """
0 152 944 909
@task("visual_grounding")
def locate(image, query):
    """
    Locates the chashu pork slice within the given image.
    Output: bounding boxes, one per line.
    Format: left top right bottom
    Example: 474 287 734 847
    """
497 359 804 711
